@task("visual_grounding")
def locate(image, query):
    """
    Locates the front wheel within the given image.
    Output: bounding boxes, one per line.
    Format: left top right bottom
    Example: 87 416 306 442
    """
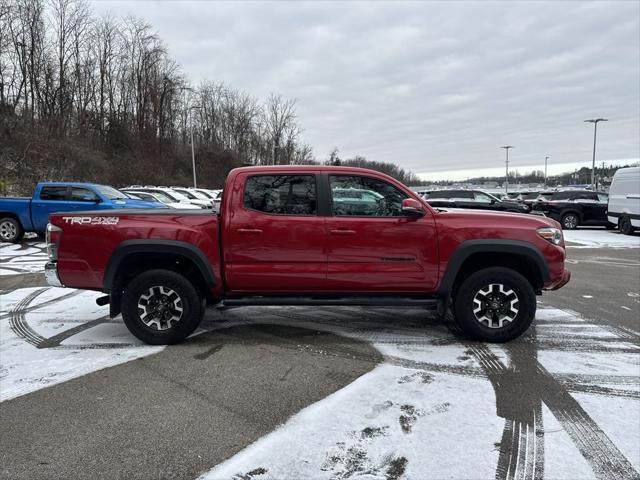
121 269 203 345
453 267 536 342
0 217 24 243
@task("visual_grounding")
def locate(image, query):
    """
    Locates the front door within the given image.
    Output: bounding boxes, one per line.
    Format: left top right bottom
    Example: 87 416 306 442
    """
224 173 327 293
326 174 439 293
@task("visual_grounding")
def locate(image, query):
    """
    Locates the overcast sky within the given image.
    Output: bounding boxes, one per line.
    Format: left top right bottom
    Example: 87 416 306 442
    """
92 0 639 180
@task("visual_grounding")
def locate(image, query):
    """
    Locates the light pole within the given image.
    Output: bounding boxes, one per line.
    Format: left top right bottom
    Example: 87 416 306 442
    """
584 118 607 190
501 146 514 193
544 156 549 188
189 106 201 188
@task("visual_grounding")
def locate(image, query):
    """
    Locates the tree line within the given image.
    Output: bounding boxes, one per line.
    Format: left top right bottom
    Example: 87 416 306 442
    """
0 0 317 194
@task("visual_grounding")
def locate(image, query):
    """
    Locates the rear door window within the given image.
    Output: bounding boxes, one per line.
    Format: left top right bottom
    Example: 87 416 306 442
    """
244 175 317 215
39 186 68 201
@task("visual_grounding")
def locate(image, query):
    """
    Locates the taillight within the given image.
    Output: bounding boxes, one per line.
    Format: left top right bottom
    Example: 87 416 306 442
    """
46 223 62 260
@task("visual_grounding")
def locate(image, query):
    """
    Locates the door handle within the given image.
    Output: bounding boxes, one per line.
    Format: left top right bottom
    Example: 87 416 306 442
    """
237 228 262 235
330 229 356 235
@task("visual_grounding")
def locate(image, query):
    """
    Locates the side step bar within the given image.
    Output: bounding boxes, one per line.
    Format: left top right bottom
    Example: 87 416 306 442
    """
222 296 439 308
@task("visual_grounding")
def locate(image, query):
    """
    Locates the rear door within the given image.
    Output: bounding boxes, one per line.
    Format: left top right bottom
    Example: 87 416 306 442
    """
31 186 69 232
224 173 328 293
326 174 438 293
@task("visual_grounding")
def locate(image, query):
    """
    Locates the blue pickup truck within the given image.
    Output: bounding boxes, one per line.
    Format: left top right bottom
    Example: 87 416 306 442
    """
0 182 166 243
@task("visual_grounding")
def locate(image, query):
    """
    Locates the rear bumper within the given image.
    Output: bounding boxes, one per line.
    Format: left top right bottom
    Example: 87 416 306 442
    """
44 261 64 287
547 268 571 291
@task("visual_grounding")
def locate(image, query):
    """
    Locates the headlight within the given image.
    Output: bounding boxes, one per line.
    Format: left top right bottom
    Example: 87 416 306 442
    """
537 227 563 245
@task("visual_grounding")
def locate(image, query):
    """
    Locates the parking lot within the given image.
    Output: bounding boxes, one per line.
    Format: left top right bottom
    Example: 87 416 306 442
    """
1 229 639 480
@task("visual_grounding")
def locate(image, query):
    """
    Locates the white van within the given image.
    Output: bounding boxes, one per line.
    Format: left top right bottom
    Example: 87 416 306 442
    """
607 166 640 235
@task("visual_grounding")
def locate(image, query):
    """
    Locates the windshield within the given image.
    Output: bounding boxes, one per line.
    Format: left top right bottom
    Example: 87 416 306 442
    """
161 189 190 201
174 189 197 199
194 189 214 199
95 185 127 200
187 190 210 200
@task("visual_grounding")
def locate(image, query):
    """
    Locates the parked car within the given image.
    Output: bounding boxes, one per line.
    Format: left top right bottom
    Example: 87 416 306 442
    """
607 166 640 235
0 182 165 243
532 190 613 230
46 165 570 345
121 190 201 210
420 189 531 213
170 187 215 208
127 187 210 209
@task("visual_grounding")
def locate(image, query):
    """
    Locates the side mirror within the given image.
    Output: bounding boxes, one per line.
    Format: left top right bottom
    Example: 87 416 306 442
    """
401 198 425 217
490 199 496 204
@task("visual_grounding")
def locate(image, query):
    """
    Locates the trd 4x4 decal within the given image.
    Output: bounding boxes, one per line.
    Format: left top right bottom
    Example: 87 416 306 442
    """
62 216 119 225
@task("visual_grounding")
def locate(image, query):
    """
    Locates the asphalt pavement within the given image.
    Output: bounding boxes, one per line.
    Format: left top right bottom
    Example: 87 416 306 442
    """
0 324 381 479
545 246 640 333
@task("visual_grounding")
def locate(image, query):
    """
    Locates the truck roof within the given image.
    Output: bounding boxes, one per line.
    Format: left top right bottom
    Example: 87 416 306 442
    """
230 165 400 176
36 181 110 188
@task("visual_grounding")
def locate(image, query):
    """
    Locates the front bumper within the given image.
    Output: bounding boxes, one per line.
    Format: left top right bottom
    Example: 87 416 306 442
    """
44 261 64 287
548 268 571 291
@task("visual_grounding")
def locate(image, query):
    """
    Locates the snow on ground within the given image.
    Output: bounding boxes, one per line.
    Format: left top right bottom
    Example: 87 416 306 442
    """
0 287 162 401
201 304 640 480
1 284 638 479
564 229 640 249
0 241 48 276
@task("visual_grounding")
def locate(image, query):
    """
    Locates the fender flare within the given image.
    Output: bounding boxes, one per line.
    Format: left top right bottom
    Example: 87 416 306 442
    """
103 239 216 293
437 239 550 298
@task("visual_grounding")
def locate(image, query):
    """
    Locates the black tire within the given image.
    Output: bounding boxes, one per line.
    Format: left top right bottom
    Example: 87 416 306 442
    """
0 217 24 243
453 267 536 342
619 216 635 236
121 269 203 345
560 212 579 230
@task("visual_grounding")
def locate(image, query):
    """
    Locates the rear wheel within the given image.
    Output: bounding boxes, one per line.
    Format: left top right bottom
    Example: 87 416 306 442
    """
561 212 579 230
619 216 635 235
121 269 203 345
0 217 23 243
453 267 536 342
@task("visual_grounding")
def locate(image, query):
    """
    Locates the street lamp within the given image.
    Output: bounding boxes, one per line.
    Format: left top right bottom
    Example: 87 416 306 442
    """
544 156 550 188
584 118 608 190
500 146 514 193
189 105 201 188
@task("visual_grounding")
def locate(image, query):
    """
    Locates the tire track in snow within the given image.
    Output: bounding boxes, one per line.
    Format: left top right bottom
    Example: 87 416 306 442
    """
466 341 638 480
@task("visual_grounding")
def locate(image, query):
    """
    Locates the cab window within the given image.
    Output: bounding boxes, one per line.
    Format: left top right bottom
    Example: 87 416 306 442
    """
244 175 317 215
329 175 406 216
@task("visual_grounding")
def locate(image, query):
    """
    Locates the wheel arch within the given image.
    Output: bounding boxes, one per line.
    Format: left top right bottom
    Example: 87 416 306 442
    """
438 240 549 299
0 212 22 225
103 240 216 317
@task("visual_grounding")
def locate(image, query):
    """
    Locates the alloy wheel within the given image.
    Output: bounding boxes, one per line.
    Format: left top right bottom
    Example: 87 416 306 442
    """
472 283 520 329
563 215 578 229
0 220 17 241
137 286 184 330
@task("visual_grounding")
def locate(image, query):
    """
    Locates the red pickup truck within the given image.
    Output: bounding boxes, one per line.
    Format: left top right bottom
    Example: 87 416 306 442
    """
45 166 570 344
